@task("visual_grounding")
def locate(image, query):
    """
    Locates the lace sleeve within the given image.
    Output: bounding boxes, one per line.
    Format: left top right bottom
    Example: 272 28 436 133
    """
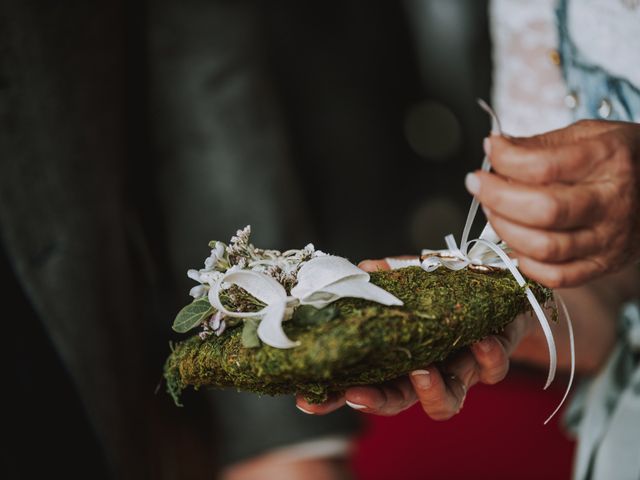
489 0 573 137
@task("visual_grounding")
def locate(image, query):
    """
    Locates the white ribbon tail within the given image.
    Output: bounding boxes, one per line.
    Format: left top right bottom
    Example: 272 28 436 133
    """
477 98 503 134
544 292 576 425
469 238 557 389
257 301 300 349
460 98 502 250
460 156 491 250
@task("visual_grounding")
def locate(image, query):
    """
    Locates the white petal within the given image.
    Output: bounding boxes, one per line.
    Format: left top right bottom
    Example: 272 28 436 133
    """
321 278 403 307
257 302 300 348
187 269 201 282
210 311 223 330
223 270 287 305
199 270 222 285
208 270 284 318
291 256 368 301
189 285 207 298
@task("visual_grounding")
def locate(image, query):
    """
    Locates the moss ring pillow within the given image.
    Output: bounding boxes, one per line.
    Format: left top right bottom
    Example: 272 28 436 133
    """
164 226 552 404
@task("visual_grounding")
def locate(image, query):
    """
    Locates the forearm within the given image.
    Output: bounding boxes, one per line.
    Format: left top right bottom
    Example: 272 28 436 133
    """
513 266 640 374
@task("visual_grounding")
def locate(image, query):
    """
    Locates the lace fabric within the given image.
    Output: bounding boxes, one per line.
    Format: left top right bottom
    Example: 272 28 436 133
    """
489 0 572 137
568 0 640 89
489 0 640 136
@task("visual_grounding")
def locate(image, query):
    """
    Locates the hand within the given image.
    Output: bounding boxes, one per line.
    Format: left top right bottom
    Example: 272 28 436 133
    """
295 259 534 421
466 119 640 288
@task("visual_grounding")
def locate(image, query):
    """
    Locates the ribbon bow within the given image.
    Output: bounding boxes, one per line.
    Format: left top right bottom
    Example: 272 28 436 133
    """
209 255 403 349
388 100 575 425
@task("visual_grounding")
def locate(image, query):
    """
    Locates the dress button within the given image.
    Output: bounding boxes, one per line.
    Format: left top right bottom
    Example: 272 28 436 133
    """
549 49 561 66
564 91 579 110
598 98 612 118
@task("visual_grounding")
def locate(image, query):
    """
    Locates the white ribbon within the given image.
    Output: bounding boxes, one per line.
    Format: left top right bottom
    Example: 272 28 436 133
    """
387 100 575 423
209 255 403 349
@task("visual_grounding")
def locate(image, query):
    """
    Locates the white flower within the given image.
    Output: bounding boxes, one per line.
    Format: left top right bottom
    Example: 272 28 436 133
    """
187 269 202 282
188 226 331 310
209 311 227 336
199 270 223 285
204 241 227 269
189 285 208 299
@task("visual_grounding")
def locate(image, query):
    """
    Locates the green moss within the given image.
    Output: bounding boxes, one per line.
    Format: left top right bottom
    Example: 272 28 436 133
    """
164 267 552 404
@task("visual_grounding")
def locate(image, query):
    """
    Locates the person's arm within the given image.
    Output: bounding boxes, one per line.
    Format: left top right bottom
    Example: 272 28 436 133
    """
513 265 640 374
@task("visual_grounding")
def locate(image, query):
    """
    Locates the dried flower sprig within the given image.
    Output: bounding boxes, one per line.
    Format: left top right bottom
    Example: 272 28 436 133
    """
181 226 325 339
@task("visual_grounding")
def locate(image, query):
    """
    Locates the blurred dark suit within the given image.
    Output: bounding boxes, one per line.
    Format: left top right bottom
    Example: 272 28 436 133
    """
0 0 489 478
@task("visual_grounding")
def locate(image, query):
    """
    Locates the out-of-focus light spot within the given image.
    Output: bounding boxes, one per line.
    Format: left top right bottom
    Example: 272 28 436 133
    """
404 100 461 161
409 197 465 251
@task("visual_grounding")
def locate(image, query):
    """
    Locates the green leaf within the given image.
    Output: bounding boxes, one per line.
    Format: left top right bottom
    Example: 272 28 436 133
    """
293 305 339 326
241 318 261 348
172 298 214 333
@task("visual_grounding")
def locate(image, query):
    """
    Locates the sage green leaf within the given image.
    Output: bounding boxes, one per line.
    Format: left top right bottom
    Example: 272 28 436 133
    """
241 318 261 348
293 305 339 326
172 298 214 333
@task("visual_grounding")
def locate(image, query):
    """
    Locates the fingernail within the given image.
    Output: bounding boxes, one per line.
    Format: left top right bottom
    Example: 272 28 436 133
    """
477 338 494 353
483 137 492 156
482 206 492 218
465 173 480 195
345 400 368 410
411 369 432 389
296 405 315 415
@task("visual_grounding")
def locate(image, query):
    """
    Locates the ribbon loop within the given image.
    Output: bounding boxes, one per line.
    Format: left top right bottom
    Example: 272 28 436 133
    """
385 99 574 424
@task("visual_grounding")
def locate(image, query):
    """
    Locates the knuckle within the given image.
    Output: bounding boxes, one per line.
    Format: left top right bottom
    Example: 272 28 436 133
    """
428 409 455 422
575 118 599 130
539 195 565 227
478 344 504 367
535 234 559 261
535 160 557 184
543 268 567 289
612 146 634 176
482 365 508 385
358 259 382 272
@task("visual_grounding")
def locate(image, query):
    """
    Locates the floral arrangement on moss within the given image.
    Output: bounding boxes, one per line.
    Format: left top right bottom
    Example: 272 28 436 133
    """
164 226 552 405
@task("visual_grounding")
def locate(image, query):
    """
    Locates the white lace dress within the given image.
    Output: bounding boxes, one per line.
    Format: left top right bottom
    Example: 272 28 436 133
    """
490 0 640 136
489 2 640 479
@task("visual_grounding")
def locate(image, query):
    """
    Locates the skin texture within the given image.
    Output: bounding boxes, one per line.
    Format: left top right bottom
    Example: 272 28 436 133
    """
466 120 640 288
295 259 535 421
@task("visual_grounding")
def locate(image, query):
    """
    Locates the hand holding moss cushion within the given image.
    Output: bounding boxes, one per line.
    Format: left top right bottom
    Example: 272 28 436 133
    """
164 265 551 404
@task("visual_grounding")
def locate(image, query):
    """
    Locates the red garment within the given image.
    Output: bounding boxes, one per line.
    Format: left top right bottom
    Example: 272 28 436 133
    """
352 367 575 480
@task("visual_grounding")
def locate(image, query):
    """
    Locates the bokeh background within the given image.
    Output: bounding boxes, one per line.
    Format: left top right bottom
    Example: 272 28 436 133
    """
2 1 574 478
